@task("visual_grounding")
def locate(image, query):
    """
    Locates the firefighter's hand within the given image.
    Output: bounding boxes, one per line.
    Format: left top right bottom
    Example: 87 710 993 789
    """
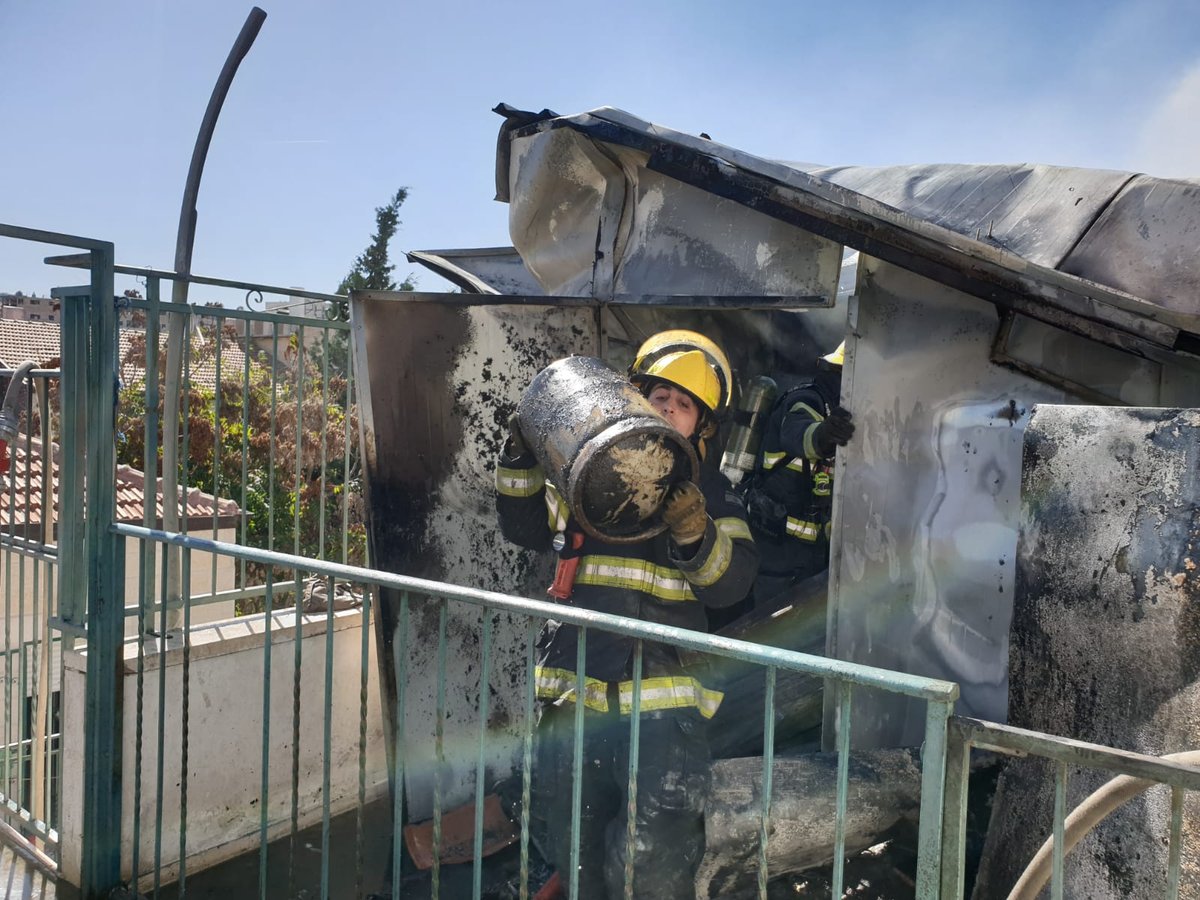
814 406 855 456
506 413 531 459
663 481 708 547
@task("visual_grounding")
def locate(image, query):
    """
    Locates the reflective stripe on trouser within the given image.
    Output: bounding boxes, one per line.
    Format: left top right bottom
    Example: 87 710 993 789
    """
785 516 822 541
536 666 724 718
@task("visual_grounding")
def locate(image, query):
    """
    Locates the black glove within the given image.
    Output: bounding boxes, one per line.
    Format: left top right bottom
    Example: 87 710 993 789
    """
506 413 531 459
813 406 854 456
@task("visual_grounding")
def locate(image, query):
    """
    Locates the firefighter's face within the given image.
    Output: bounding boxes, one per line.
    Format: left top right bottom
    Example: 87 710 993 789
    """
647 384 699 438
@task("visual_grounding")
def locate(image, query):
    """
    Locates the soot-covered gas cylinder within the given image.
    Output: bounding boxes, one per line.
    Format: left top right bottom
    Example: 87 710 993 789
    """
516 356 698 544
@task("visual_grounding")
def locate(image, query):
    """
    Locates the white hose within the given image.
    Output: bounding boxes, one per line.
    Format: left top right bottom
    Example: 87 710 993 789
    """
1006 749 1200 900
1 359 36 414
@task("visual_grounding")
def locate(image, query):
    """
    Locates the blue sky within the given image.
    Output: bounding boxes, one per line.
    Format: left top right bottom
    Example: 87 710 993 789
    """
2 0 1198 303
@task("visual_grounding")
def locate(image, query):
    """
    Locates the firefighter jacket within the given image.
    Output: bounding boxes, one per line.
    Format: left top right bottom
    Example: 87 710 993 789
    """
749 374 839 578
495 448 758 720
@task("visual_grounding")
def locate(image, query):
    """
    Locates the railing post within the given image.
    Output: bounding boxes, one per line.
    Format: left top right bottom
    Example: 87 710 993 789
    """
79 244 125 899
54 285 91 637
940 717 971 899
914 698 953 899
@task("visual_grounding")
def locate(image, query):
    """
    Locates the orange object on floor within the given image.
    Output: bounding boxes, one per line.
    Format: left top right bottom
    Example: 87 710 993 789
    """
533 870 563 900
402 793 519 870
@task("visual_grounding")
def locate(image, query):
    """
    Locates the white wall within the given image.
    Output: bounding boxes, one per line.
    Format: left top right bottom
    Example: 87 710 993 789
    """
58 606 387 889
1 526 238 657
119 526 239 636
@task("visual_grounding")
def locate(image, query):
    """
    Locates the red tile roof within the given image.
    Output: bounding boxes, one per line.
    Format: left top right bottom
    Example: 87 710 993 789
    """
0 320 252 391
0 320 61 369
2 437 239 530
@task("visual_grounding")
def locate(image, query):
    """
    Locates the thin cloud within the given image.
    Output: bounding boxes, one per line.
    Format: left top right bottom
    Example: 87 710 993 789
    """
1131 61 1200 179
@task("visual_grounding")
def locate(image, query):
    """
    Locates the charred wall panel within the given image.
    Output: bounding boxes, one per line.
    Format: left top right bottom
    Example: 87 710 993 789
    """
830 258 1073 747
353 296 595 817
974 406 1200 900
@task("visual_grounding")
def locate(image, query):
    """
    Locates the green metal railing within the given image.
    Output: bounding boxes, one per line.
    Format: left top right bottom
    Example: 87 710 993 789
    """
1 225 120 894
0 363 62 865
941 717 1200 900
65 259 365 899
118 524 961 900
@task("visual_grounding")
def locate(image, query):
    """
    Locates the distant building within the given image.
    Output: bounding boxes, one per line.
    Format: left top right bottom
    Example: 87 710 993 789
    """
245 295 332 355
0 292 60 323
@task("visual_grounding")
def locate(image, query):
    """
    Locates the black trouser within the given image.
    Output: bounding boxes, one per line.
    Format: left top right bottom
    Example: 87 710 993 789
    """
752 535 830 607
531 696 710 899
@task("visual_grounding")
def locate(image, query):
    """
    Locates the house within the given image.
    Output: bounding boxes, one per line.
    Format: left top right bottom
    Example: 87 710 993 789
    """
1 436 242 646
0 316 255 395
244 295 336 357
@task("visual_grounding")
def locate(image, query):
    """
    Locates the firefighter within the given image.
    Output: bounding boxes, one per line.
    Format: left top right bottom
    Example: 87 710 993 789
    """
495 330 758 899
746 341 854 604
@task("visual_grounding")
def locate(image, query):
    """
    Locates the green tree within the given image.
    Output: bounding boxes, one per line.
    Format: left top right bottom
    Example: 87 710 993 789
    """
332 187 415 319
116 322 366 613
317 187 416 382
110 189 421 613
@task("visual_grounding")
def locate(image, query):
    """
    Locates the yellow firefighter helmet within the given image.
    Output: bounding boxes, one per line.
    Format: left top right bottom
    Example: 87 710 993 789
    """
629 330 733 417
820 341 846 367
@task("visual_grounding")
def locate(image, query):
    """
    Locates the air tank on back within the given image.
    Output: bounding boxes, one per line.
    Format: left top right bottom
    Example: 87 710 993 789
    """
516 356 698 543
720 375 778 485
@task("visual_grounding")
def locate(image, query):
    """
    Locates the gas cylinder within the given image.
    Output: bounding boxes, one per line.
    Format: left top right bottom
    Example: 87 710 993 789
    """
720 375 778 485
516 356 699 544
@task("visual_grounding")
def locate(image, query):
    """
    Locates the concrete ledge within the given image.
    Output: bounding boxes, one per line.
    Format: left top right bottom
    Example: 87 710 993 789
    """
59 607 388 889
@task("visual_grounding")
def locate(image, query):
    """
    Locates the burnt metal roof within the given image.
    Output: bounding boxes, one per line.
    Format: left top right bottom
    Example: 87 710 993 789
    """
482 104 1200 359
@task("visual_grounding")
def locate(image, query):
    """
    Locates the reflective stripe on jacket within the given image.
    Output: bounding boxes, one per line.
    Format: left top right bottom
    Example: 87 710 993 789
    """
495 448 758 699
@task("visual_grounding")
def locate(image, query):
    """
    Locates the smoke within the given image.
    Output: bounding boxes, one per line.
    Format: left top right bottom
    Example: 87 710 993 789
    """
1131 60 1200 179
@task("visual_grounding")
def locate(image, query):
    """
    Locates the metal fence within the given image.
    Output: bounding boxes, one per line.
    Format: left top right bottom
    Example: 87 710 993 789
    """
4 222 1198 900
940 717 1200 900
0 362 62 871
115 526 959 900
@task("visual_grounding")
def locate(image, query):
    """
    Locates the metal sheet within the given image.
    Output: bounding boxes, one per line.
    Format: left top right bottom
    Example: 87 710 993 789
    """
405 247 544 296
805 163 1132 269
508 105 1200 340
829 258 1073 746
505 124 843 302
353 294 593 817
1060 174 1200 323
506 126 624 295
